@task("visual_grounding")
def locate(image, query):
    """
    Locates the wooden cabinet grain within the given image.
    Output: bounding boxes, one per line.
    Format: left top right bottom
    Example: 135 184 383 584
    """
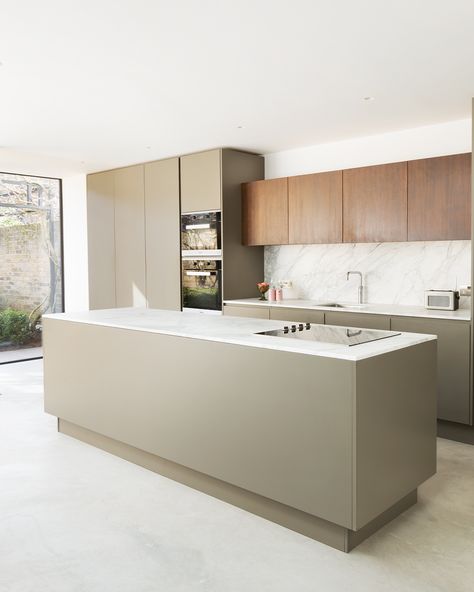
288 171 342 244
180 149 221 213
114 165 147 308
242 178 288 246
342 162 408 243
390 316 471 425
325 311 391 330
408 153 471 241
145 158 181 310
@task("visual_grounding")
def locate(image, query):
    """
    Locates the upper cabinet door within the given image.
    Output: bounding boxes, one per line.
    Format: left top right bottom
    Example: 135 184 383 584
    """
288 171 342 244
343 162 408 243
114 165 147 308
180 149 221 213
408 153 471 241
242 178 289 246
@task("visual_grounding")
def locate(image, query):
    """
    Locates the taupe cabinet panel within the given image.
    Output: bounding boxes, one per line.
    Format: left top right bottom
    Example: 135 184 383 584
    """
269 307 325 324
390 317 471 425
87 171 116 309
325 312 391 330
114 165 147 308
180 149 221 213
44 317 436 538
289 171 342 244
343 163 408 243
144 159 181 310
408 153 471 241
223 305 270 319
221 150 265 300
242 178 289 246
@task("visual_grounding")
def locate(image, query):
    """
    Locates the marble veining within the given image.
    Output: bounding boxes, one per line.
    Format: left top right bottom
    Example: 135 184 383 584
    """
44 308 435 362
265 240 471 308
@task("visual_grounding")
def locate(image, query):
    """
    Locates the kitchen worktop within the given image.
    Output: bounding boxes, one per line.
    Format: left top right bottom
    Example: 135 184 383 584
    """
45 307 435 362
223 298 471 321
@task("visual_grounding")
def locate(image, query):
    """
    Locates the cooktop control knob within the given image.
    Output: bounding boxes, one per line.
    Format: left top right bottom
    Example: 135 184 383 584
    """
298 324 304 331
283 326 289 333
306 323 311 330
291 325 297 332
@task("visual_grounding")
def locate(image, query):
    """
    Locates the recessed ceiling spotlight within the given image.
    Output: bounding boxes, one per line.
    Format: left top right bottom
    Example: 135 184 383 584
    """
237 125 244 129
146 146 151 149
363 96 375 102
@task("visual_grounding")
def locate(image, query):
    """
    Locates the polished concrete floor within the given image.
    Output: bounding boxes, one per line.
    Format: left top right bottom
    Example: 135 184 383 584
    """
0 346 42 364
1 360 473 592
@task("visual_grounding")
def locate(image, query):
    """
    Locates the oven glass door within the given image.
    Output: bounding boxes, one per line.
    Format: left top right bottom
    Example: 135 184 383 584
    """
181 212 221 258
182 260 222 311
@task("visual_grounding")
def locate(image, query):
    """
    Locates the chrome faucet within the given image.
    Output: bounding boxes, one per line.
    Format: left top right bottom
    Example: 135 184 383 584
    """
346 271 364 304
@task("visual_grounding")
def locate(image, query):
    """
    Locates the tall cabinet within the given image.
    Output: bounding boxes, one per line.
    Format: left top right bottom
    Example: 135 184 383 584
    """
144 158 180 310
87 160 181 311
87 171 116 310
180 148 265 301
114 165 147 308
87 148 264 311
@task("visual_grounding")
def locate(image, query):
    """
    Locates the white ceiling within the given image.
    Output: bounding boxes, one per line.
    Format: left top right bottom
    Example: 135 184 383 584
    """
1 0 474 173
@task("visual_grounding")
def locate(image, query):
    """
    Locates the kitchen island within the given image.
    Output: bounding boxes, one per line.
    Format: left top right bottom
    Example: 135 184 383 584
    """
43 308 437 552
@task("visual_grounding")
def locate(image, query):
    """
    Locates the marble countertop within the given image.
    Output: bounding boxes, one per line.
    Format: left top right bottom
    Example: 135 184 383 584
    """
44 307 436 362
223 298 471 321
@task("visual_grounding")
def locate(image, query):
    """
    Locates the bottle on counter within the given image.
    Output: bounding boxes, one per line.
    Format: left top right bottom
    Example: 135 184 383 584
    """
275 281 283 302
268 279 276 302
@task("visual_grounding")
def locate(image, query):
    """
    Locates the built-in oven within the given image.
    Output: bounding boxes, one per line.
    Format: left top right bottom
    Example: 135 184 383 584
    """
182 259 222 311
181 211 221 258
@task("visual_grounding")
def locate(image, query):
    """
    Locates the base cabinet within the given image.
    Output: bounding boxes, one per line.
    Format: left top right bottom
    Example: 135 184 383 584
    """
223 305 270 319
269 307 324 324
325 312 391 330
390 317 471 425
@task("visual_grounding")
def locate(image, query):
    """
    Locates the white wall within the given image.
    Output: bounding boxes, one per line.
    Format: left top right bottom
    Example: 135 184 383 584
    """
264 119 472 307
0 149 89 311
265 118 471 178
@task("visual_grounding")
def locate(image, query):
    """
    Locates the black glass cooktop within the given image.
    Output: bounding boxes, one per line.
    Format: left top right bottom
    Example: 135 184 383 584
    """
256 323 401 346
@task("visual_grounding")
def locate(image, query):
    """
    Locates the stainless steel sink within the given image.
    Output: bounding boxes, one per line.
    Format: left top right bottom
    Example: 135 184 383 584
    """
316 303 345 308
314 302 367 310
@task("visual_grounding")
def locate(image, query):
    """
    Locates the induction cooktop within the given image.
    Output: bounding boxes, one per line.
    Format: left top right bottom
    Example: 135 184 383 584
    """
256 323 401 346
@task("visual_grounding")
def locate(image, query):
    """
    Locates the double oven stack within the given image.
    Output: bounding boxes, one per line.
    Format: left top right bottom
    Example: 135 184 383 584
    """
180 211 222 312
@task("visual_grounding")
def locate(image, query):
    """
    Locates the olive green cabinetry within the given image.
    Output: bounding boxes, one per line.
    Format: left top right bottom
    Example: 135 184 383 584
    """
325 311 390 330
390 317 471 425
269 307 325 324
223 303 472 427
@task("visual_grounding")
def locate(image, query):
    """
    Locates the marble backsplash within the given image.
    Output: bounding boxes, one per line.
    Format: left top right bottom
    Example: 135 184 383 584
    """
265 241 472 308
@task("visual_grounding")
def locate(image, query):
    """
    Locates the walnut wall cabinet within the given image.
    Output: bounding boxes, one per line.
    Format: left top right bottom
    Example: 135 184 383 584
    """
241 153 471 246
242 178 289 246
342 162 408 243
288 171 342 244
408 153 471 241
